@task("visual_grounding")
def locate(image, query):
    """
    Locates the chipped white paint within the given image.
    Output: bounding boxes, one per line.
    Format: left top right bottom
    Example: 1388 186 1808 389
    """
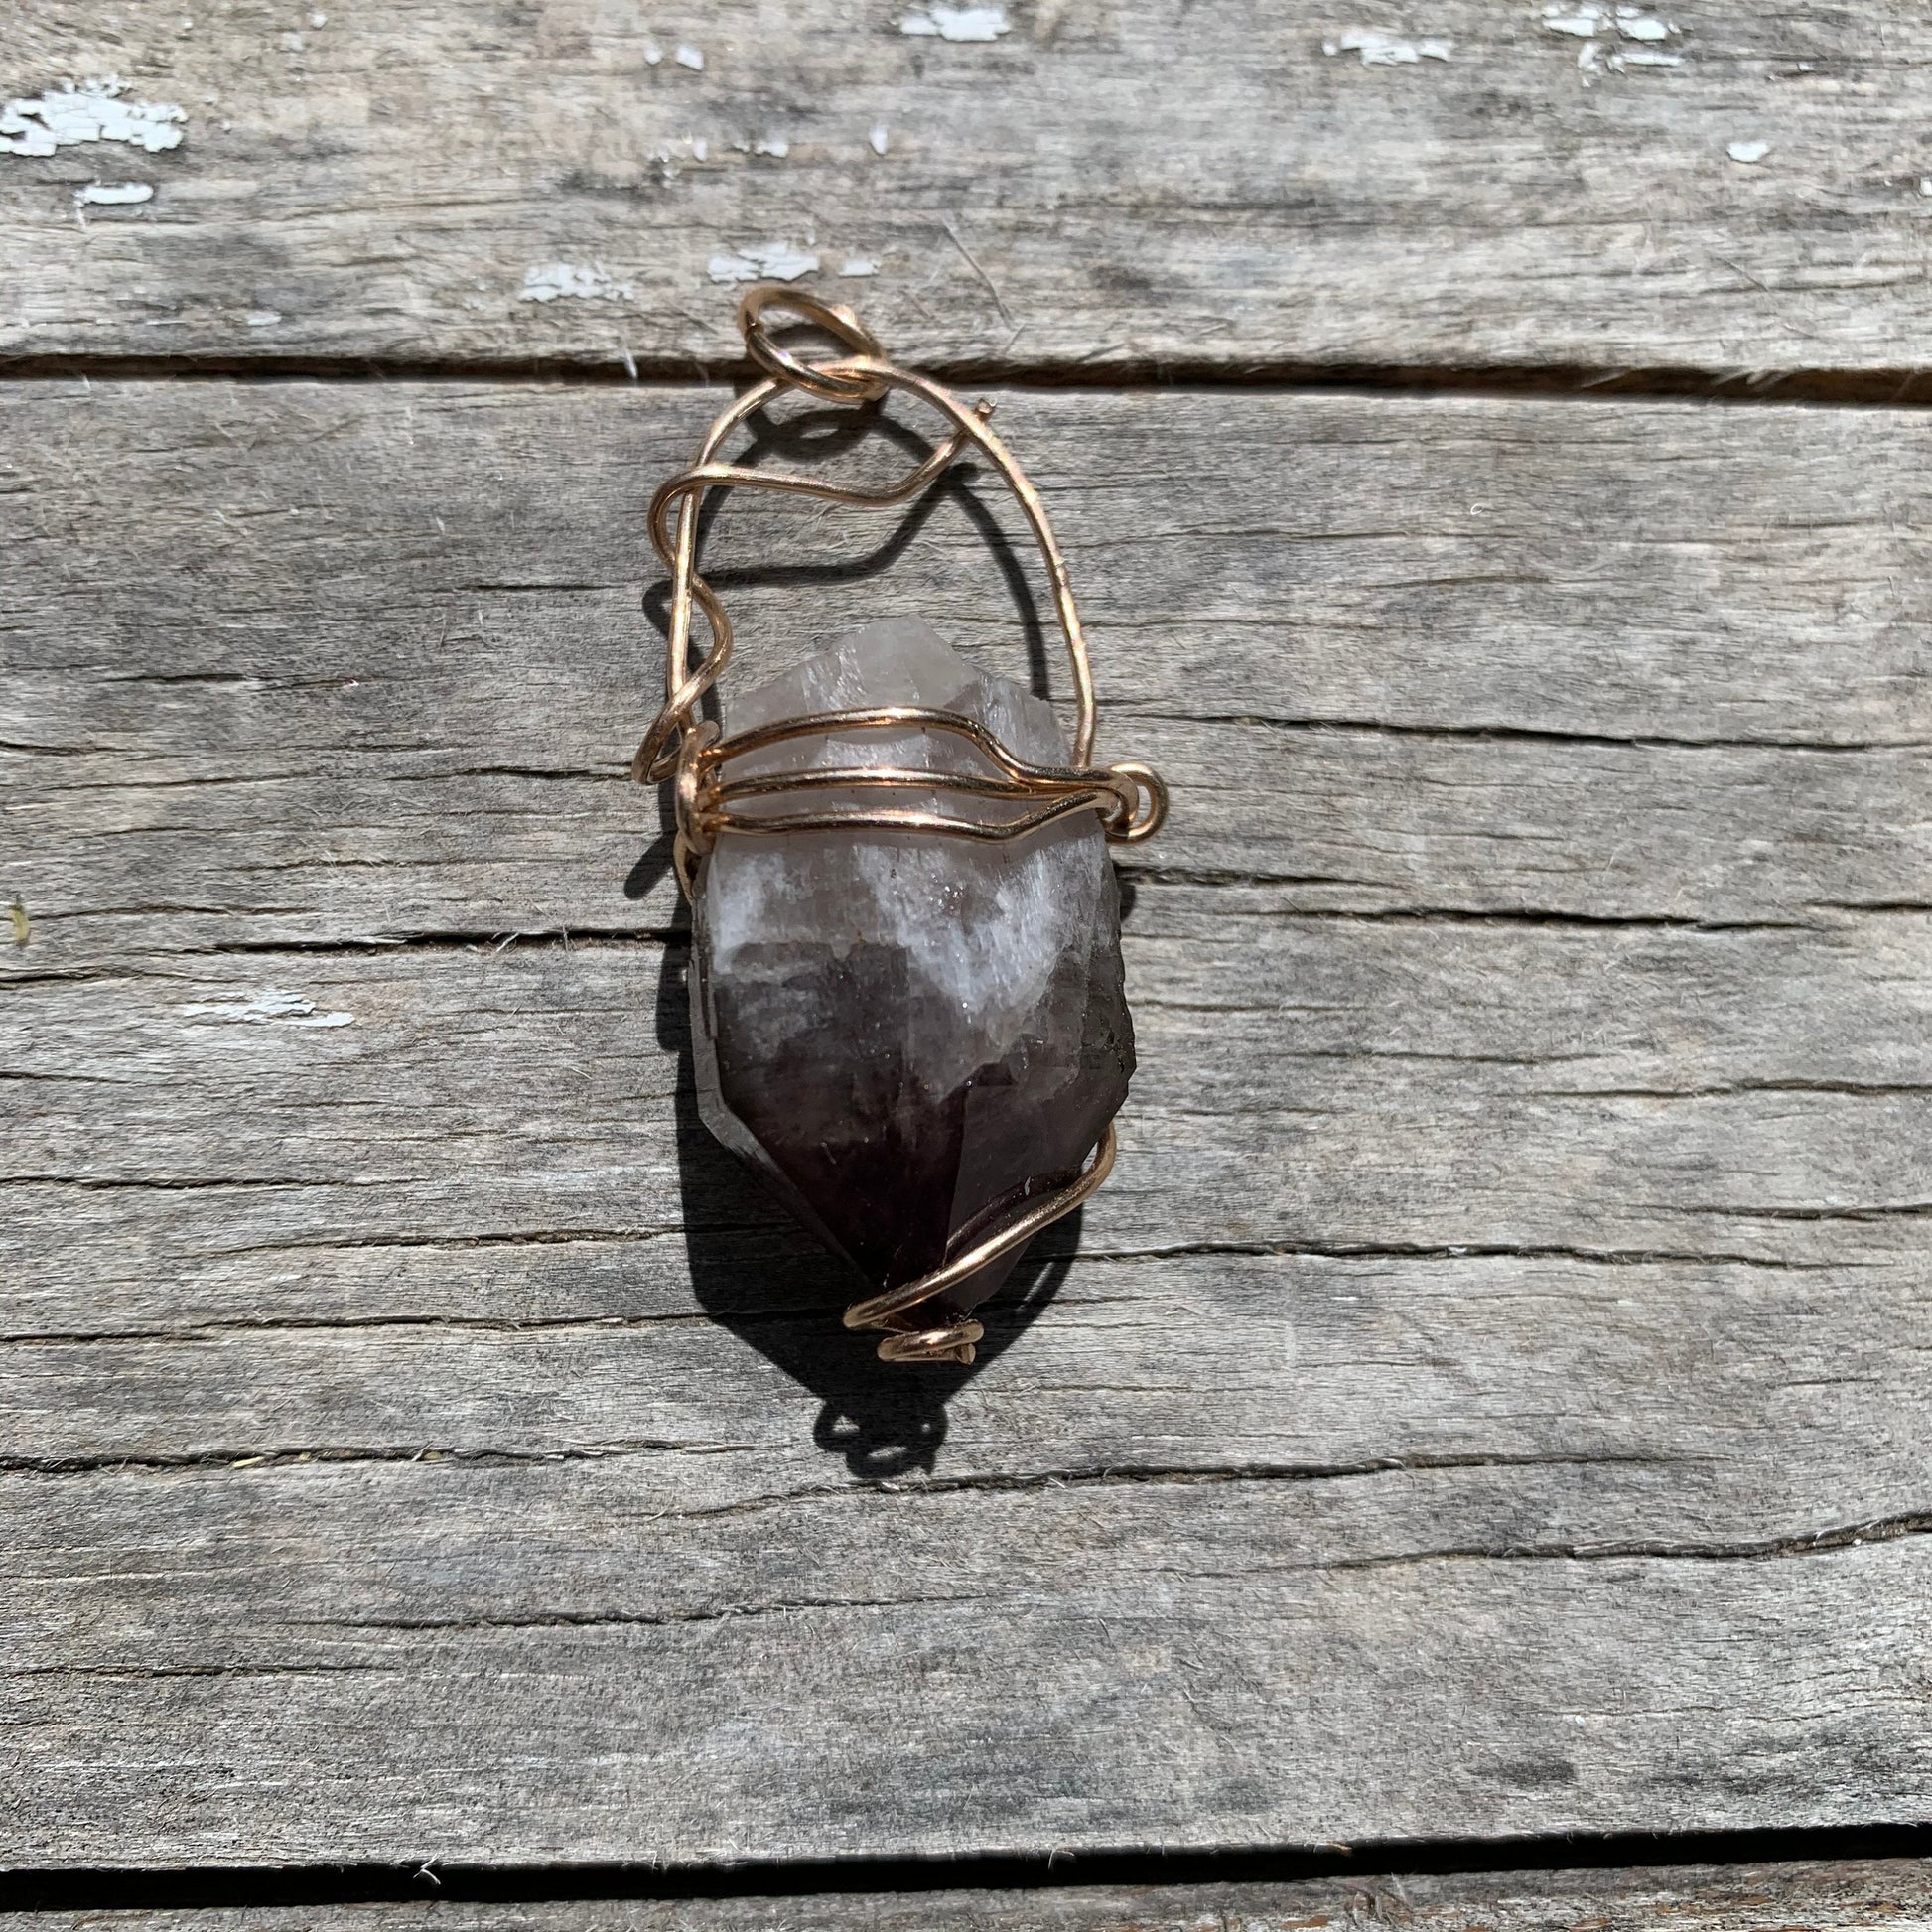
518 261 634 302
1543 2 1681 79
707 239 819 283
180 989 353 1028
690 135 708 160
0 76 185 157
1921 177 1932 197
643 41 662 65
1322 28 1452 64
754 134 789 156
900 5 1010 41
310 8 327 23
870 121 890 155
74 179 153 206
1542 1 1678 32
674 43 704 69
839 256 878 276
245 309 282 326
1727 138 1770 163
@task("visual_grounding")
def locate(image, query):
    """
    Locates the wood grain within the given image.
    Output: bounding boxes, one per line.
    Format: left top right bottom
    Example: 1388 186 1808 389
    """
4 0 1931 378
11 1861 1932 1931
5 1449 1932 1863
3 375 1930 1863
5 381 1928 970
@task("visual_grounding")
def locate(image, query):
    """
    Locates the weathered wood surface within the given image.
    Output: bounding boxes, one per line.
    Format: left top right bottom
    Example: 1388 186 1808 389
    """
7 382 1929 969
11 1862 1932 1931
3 375 1928 1864
5 0 1932 378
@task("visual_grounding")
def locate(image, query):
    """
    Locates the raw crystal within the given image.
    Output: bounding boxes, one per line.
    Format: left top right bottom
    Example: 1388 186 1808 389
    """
689 618 1134 1323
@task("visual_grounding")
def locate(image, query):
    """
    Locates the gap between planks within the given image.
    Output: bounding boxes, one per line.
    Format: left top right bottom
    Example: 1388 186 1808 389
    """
5 353 1932 408
4 1836 1932 1916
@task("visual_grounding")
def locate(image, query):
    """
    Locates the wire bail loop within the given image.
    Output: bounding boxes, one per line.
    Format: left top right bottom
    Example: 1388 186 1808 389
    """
737 286 890 404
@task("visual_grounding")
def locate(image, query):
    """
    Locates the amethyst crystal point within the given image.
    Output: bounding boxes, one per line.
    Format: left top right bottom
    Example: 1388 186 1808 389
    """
689 618 1133 1339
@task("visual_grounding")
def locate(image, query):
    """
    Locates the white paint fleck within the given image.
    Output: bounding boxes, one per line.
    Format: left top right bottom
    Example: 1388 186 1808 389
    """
181 989 353 1028
0 76 186 156
643 41 662 64
1322 28 1452 64
754 134 789 156
1726 138 1770 163
310 7 327 22
74 178 152 205
900 5 1010 41
1542 3 1682 36
870 121 889 155
674 43 704 69
707 238 819 283
1542 2 1681 79
1921 177 1932 197
690 134 708 159
518 260 635 302
245 308 282 325
839 256 878 276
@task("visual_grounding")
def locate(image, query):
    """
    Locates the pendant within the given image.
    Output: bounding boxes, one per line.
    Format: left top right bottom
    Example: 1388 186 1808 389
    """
635 289 1167 1364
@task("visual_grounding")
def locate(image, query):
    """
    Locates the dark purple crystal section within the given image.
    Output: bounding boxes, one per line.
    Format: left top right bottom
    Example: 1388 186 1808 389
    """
688 620 1133 1319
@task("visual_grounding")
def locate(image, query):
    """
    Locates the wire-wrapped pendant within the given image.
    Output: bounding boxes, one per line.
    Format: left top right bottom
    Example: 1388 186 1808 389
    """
637 290 1166 1364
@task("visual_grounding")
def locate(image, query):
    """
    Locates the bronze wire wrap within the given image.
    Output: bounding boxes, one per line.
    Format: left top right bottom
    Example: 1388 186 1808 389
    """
637 287 1167 1365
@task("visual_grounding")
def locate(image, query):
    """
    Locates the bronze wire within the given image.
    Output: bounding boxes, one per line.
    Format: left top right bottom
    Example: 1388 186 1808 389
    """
636 286 1167 1365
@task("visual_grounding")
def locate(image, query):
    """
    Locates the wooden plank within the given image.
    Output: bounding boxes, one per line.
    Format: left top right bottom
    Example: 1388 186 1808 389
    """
8 915 1931 1311
3 376 1929 1863
4 381 1928 970
4 1 1932 377
10 1861 1932 1930
4 1453 1932 1862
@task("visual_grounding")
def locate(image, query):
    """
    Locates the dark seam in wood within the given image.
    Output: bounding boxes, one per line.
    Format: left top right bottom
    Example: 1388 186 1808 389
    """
16 724 1931 762
1108 889 1824 931
1065 1240 1841 1272
1123 713 1932 756
11 1827 1932 1911
3 1662 385 1681
290 1592 988 1635
0 1441 766 1476
671 1453 1688 1523
1321 1508 1932 1569
0 1447 1677 1492
1528 1081 1932 1100
5 353 1932 408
